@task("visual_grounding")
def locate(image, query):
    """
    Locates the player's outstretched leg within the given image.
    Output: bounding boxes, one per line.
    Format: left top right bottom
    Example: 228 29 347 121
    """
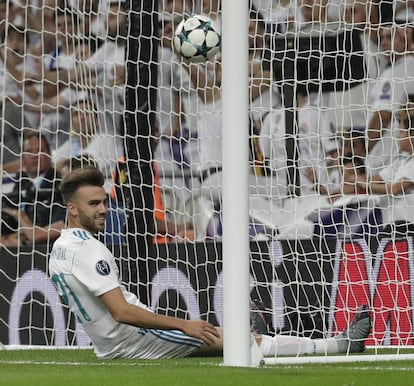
255 303 371 357
334 304 371 353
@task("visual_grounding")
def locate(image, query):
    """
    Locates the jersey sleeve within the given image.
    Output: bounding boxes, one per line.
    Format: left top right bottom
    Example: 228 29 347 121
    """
71 239 120 297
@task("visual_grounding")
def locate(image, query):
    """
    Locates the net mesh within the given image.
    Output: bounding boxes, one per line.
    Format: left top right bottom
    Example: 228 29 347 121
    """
1 0 414 358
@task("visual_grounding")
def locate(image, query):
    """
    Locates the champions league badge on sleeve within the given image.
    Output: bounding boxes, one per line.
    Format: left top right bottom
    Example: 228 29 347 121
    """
96 260 111 276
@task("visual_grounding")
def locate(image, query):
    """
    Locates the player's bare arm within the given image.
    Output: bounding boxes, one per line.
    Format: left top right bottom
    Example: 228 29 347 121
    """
101 287 220 346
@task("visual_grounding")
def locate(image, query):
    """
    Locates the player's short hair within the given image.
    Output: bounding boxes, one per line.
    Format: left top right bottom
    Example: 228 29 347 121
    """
60 166 105 204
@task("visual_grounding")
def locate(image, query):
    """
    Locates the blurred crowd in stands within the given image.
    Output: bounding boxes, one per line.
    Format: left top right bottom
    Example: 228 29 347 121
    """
1 0 414 247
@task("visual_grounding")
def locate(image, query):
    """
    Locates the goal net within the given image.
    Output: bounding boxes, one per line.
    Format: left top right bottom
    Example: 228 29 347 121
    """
1 0 414 365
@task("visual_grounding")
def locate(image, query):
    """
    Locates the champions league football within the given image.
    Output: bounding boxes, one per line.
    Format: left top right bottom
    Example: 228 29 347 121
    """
173 14 221 62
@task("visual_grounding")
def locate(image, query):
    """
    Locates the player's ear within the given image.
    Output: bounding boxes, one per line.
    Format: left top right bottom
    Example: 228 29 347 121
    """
67 202 78 217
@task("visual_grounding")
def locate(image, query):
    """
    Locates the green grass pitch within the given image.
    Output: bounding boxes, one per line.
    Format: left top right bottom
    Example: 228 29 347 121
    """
1 349 414 386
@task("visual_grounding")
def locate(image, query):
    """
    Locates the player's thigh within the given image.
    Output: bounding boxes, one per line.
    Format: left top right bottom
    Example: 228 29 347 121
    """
133 329 203 359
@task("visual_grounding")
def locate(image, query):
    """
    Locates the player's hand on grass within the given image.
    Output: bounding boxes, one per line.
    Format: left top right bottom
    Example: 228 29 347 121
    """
182 320 220 346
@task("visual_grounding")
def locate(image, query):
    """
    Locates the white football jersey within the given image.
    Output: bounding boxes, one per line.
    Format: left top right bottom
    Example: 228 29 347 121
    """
49 228 203 359
49 228 152 358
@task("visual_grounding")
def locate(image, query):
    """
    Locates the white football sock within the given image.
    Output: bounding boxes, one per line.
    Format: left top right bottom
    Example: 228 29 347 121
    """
312 337 339 354
259 335 339 356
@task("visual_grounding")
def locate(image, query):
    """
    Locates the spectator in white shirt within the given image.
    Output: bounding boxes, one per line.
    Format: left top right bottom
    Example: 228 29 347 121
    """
366 22 414 175
359 103 414 196
52 99 123 180
0 23 38 166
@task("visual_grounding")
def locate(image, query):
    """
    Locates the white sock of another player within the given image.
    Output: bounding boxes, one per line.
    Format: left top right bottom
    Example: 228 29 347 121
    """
259 334 339 356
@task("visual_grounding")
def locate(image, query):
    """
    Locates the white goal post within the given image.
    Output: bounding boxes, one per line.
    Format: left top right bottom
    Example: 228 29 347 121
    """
221 0 251 367
2 0 414 367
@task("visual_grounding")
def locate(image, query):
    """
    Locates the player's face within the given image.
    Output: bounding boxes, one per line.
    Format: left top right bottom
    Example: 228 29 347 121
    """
70 185 108 233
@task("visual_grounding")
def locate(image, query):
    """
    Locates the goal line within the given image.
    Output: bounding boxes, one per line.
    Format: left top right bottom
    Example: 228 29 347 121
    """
262 353 414 366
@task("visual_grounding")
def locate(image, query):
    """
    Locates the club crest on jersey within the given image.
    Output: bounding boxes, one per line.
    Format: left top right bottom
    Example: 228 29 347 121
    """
96 260 111 276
